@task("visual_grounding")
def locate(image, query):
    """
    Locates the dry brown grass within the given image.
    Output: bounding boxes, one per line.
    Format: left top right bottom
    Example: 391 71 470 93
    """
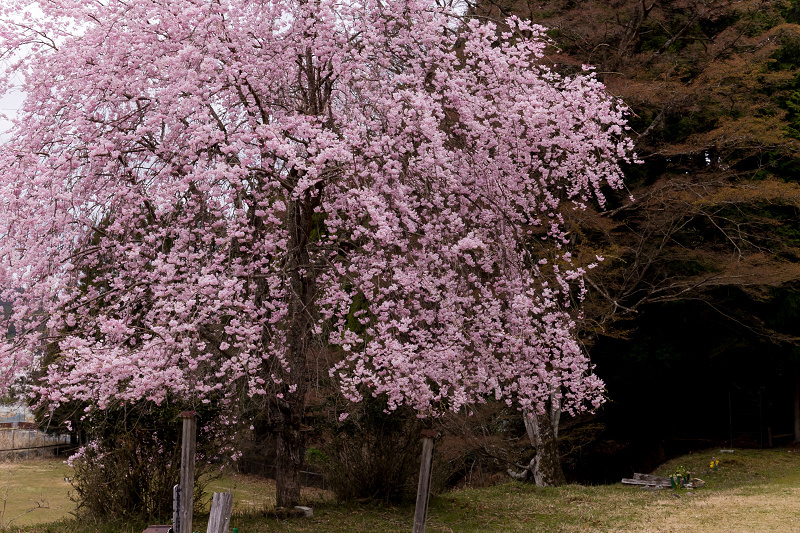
570 448 800 533
203 471 333 514
632 489 800 532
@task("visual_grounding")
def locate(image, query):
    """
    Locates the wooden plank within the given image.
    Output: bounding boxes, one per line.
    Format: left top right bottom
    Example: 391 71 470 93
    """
141 526 174 533
621 478 671 487
179 412 197 533
633 473 670 482
206 491 233 533
207 493 217 533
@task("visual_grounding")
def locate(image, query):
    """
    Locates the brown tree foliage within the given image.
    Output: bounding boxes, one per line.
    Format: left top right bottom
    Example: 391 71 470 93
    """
475 0 800 340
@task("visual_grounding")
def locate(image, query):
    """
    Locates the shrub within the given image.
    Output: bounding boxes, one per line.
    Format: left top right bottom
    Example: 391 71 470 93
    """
65 402 214 522
318 397 426 503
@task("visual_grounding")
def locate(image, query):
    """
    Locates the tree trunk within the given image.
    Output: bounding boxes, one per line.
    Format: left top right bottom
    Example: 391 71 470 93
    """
523 408 566 487
270 48 331 507
276 411 305 508
273 176 317 508
508 391 567 486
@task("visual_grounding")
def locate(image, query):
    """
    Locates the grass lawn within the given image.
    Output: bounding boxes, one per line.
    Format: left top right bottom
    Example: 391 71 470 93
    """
0 459 73 528
4 448 800 532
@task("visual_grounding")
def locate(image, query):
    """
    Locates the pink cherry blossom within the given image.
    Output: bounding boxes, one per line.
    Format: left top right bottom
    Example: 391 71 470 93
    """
0 0 632 504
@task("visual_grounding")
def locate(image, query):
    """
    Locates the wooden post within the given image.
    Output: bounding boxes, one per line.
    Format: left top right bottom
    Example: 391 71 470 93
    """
179 411 197 533
206 491 233 533
412 429 440 533
173 484 181 532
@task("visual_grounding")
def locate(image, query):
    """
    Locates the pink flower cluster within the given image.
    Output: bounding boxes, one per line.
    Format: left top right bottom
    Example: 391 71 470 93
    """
0 0 633 419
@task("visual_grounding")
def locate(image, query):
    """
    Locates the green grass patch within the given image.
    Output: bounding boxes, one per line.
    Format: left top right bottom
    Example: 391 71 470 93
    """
0 459 73 528
5 448 800 532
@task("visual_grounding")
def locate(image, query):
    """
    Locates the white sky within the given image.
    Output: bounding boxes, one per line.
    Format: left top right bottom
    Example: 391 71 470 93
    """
1 3 47 140
0 0 471 140
0 89 24 140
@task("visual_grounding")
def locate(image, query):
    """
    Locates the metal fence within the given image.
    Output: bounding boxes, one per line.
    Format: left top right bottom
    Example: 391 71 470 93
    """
236 458 327 490
0 428 73 459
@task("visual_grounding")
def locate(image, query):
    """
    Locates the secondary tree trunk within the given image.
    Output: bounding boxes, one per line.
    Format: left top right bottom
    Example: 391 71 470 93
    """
523 408 566 487
509 392 566 486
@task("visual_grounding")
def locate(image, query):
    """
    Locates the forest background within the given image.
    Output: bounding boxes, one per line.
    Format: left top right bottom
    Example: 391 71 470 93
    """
469 0 800 482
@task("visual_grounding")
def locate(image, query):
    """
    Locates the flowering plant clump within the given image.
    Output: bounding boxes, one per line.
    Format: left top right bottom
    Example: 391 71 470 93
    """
667 465 693 489
673 465 691 479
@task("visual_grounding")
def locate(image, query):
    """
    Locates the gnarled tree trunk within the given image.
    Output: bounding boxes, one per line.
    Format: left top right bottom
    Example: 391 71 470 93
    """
509 393 566 486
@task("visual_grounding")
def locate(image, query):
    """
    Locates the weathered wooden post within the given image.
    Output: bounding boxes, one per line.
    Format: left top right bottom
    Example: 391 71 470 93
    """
412 429 440 533
179 411 197 533
173 484 181 533
206 491 233 533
